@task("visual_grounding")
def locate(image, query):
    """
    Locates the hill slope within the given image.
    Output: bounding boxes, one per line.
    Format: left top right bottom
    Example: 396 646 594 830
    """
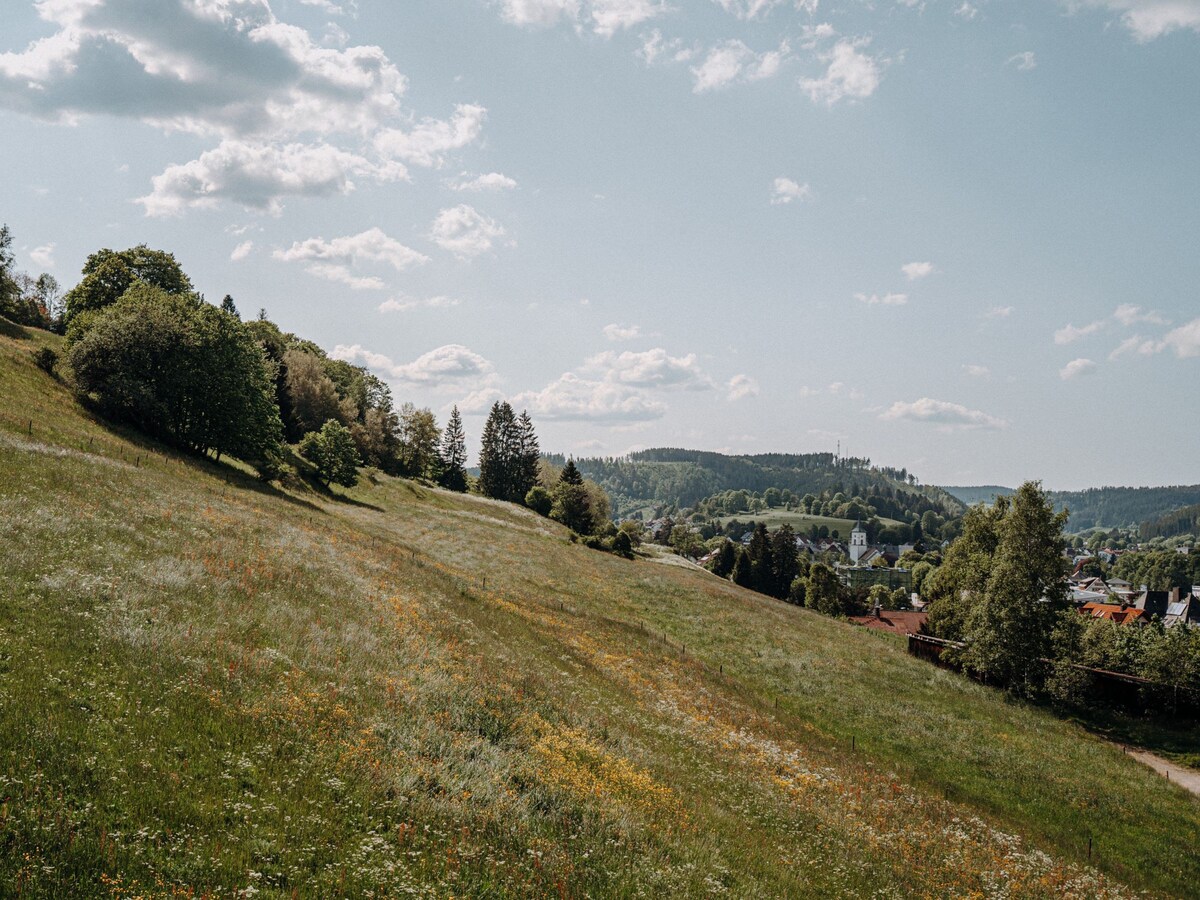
943 483 1200 533
2 322 1197 897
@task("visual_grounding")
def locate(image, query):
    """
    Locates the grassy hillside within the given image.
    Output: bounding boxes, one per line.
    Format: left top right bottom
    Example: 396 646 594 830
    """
2 322 1198 897
942 485 1016 507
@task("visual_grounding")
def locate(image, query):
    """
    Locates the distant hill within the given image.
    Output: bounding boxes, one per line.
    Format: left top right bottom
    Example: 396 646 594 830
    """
1140 502 1200 541
942 485 1015 507
942 483 1200 533
550 448 964 520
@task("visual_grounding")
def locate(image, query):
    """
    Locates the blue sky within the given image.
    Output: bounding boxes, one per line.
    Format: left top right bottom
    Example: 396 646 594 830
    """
2 0 1198 489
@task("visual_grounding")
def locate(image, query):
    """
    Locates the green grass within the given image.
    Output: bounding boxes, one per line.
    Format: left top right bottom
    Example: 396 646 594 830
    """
2 323 1198 898
715 508 905 538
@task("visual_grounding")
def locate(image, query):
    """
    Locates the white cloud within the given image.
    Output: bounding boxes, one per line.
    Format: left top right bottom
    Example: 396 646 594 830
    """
499 0 580 27
1053 319 1106 345
771 177 812 205
901 261 933 280
137 139 407 215
881 397 1007 430
498 0 666 36
954 2 979 20
984 305 1014 319
299 0 352 13
1081 0 1200 41
603 323 643 341
799 39 882 105
1112 303 1165 326
451 172 518 192
963 364 990 378
0 0 407 141
373 104 486 168
692 40 790 92
713 0 784 20
1108 335 1145 360
1007 51 1037 71
1161 317 1200 358
727 374 759 400
514 373 667 422
1060 357 1098 379
230 240 254 261
590 0 669 37
582 348 714 390
29 243 55 268
855 291 908 306
302 264 384 290
274 227 428 271
429 205 507 258
378 295 461 312
333 343 496 386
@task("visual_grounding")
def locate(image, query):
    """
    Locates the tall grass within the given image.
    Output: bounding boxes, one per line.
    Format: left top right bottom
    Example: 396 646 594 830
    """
1 322 1196 897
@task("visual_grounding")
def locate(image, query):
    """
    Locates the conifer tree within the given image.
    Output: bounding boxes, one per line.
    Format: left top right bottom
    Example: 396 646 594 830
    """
438 405 468 492
220 294 239 318
478 401 519 500
747 523 775 595
732 548 754 588
516 410 540 500
711 538 737 579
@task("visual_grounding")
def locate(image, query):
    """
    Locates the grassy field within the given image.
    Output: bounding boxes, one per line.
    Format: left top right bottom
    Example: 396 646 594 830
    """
714 508 904 538
2 322 1198 897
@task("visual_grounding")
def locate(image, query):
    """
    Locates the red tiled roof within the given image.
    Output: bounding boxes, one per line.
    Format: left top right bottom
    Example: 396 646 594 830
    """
1078 603 1150 626
848 611 929 635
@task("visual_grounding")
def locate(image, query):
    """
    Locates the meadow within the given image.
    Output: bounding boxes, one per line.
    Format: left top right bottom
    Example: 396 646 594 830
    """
714 508 904 539
2 322 1198 897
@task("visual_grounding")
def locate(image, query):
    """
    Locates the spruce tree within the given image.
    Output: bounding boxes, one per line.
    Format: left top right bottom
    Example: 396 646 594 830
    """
220 294 239 318
747 523 774 595
516 410 540 500
711 538 737 578
732 548 754 588
438 405 468 492
478 401 518 500
770 524 800 599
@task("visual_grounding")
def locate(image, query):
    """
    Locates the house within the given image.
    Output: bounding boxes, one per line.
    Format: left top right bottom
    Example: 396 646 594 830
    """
1078 602 1151 626
1165 594 1200 627
1133 589 1172 619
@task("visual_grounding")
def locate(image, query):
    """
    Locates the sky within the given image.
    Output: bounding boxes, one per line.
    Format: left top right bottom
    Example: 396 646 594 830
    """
2 0 1198 490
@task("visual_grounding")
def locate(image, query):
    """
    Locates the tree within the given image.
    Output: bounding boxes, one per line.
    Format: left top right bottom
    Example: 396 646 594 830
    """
66 283 283 475
552 460 595 534
769 524 800 599
613 530 634 559
516 411 541 501
220 294 240 318
806 562 846 616
710 539 737 578
930 483 1069 694
438 406 469 492
732 548 754 588
300 420 361 488
746 523 775 595
398 403 441 480
478 401 519 501
64 245 192 323
282 349 352 441
525 486 553 516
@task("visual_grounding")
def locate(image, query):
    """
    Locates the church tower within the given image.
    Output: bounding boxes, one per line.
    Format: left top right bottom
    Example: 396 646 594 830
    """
849 521 868 564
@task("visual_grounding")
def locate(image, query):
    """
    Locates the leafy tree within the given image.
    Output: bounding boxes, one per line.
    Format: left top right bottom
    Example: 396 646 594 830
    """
282 349 352 440
806 562 846 616
300 420 361 488
64 245 192 323
351 405 402 472
925 499 1007 641
398 403 441 480
668 524 706 559
955 482 1070 696
613 530 634 559
67 283 283 474
438 406 469 492
911 560 935 597
867 584 891 610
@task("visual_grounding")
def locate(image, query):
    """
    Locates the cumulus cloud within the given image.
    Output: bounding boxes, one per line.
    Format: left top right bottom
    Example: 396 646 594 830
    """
727 374 759 400
691 40 790 92
334 343 496 386
373 104 486 168
1060 357 1097 379
855 291 908 306
799 39 882 105
230 240 254 261
429 205 507 258
1112 303 1165 326
1007 51 1037 70
1053 319 1105 345
881 397 1007 430
713 0 784 18
603 323 643 341
1160 317 1200 358
771 177 812 205
378 295 460 312
1080 0 1200 41
137 139 406 216
450 171 518 192
274 227 428 271
901 261 933 280
497 0 666 36
29 244 55 268
513 373 667 422
582 348 714 390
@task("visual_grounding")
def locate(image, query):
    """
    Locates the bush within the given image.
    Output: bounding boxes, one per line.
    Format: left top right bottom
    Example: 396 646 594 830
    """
525 486 552 516
32 346 57 376
613 530 634 559
300 420 361 489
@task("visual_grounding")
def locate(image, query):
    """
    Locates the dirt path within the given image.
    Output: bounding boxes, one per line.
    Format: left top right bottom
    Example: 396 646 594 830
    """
1128 749 1200 798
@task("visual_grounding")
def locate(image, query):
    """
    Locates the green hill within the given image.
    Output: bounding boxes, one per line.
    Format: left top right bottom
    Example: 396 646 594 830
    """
554 449 964 521
943 483 1200 533
942 484 1016 507
2 322 1198 897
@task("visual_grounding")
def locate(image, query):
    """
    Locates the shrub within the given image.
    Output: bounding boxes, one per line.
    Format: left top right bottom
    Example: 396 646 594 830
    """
525 486 553 517
32 346 57 376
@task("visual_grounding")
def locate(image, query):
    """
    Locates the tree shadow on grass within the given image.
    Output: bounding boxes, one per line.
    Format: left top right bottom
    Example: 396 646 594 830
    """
0 317 32 341
1065 706 1200 771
